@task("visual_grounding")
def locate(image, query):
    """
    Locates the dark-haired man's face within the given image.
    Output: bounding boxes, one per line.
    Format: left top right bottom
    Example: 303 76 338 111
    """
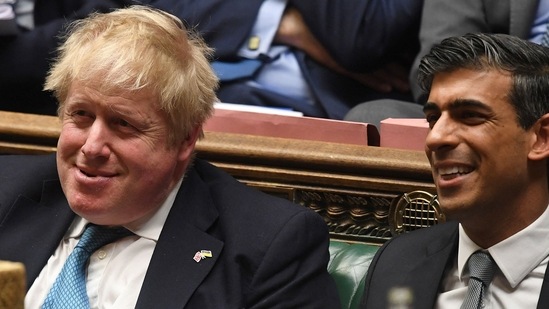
423 68 535 230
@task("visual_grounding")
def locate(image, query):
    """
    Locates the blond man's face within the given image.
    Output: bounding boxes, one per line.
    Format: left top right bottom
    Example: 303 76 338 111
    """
56 80 195 225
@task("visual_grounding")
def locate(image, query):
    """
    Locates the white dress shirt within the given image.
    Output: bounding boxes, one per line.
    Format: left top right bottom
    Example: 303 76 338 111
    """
25 179 183 309
436 204 549 308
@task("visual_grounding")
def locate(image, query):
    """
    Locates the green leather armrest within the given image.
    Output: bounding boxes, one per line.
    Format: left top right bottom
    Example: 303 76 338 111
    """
328 241 379 309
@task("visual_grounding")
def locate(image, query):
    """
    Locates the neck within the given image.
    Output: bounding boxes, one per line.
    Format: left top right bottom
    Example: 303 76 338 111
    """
463 188 549 248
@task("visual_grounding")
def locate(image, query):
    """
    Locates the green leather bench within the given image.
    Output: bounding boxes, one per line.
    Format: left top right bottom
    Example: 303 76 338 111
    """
328 241 379 309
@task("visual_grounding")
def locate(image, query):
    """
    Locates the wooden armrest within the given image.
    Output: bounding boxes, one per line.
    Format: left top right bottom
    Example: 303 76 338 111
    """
0 110 436 243
0 111 60 154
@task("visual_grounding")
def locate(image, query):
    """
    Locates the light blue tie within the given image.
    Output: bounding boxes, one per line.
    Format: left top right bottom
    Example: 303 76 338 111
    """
211 59 264 82
41 224 132 309
460 251 496 309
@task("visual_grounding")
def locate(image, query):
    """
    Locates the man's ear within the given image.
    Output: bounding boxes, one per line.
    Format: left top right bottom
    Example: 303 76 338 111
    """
529 114 549 161
177 126 201 162
172 126 202 179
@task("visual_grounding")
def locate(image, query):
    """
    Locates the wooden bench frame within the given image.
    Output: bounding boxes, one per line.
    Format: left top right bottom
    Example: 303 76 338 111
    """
0 111 437 244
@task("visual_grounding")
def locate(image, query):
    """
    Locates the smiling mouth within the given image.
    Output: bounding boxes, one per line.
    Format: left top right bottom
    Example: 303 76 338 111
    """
438 166 473 177
79 168 115 178
80 169 96 177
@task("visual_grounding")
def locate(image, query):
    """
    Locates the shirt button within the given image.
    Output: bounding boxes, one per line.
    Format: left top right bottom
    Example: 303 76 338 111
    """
97 250 107 259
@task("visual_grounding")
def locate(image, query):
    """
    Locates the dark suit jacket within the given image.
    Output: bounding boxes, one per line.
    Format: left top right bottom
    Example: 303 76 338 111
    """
1 0 422 120
0 154 339 308
410 0 539 102
360 221 549 308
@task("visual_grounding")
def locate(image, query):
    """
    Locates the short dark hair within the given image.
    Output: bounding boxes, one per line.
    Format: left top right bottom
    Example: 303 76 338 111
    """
418 33 549 129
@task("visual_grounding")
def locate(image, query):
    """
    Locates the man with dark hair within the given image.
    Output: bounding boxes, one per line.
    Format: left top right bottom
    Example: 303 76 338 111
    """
361 33 549 308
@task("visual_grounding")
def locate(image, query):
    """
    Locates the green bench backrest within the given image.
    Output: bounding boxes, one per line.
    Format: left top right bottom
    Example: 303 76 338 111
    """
328 241 379 309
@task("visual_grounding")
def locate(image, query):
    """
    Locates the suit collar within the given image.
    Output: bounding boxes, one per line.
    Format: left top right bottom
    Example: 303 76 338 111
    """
136 163 223 308
404 221 549 308
0 179 74 288
537 264 549 308
406 223 459 308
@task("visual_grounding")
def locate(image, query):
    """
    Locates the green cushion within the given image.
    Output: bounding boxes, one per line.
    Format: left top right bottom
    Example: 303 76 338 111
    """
328 241 379 309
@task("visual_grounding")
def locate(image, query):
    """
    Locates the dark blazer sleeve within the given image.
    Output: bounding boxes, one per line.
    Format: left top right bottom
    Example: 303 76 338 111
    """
0 154 76 286
289 0 423 71
0 153 58 212
246 210 339 308
361 222 459 309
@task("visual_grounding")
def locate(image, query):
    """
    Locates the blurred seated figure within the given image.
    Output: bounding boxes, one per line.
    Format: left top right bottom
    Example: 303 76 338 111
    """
0 0 132 115
344 0 542 129
186 0 424 119
0 0 423 119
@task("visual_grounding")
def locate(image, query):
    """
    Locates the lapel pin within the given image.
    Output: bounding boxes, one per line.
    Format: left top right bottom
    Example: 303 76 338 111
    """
193 250 213 263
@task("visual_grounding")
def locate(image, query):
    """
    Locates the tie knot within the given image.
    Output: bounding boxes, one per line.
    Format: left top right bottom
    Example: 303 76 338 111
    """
467 251 496 286
76 224 133 254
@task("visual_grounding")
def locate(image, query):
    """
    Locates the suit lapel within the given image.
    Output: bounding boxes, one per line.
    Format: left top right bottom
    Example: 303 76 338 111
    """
0 179 74 288
398 222 549 309
405 224 459 308
537 260 549 308
135 165 223 308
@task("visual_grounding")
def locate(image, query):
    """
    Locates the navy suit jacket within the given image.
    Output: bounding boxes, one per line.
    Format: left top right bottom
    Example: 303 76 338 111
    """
1 0 422 119
361 221 549 308
0 154 339 308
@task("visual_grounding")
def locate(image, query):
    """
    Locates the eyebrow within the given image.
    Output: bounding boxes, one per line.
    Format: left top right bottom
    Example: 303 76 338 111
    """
423 98 492 113
422 102 438 114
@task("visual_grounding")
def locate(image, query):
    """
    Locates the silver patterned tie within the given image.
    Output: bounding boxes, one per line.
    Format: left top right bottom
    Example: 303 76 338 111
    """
460 251 496 309
41 224 133 309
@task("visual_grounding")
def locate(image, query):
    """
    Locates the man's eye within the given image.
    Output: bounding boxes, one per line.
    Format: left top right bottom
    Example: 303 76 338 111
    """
118 119 131 127
70 110 93 120
114 119 137 131
462 111 481 118
460 111 486 123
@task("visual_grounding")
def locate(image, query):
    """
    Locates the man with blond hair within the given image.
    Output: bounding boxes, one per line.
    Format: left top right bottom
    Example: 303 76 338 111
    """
0 6 339 308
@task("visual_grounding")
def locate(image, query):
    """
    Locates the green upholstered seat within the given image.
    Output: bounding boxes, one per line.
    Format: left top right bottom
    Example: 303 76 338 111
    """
328 241 379 309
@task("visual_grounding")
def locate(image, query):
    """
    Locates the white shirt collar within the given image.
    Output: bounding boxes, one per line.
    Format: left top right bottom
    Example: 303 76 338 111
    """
66 178 183 242
458 203 549 288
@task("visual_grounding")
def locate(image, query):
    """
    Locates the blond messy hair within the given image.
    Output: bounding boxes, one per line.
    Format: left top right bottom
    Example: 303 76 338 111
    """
45 5 219 145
